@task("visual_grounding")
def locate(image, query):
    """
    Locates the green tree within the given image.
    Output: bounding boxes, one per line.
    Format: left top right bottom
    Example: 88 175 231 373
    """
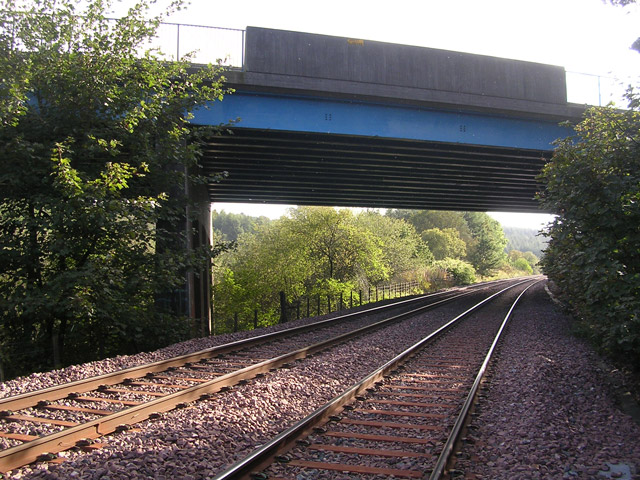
463 212 508 276
0 0 228 378
503 226 548 257
538 102 640 366
507 250 539 273
213 207 390 327
421 227 466 260
354 211 433 277
212 210 271 242
388 209 473 244
288 207 387 284
512 257 533 275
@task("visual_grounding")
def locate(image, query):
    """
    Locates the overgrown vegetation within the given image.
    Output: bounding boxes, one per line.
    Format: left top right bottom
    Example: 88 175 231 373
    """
538 0 639 369
539 96 640 369
0 0 228 379
213 208 538 332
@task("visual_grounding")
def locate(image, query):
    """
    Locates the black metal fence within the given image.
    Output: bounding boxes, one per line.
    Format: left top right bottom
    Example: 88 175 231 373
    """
215 280 421 334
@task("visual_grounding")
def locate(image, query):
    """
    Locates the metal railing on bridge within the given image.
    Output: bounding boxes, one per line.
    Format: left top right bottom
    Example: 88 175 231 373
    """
151 22 633 107
152 22 245 67
3 10 633 107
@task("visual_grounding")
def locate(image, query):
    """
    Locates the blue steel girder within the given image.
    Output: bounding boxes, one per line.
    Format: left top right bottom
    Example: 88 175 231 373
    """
194 92 571 151
195 91 573 213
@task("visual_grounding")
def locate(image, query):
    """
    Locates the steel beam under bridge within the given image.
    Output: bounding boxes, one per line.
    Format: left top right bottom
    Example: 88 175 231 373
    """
195 93 573 213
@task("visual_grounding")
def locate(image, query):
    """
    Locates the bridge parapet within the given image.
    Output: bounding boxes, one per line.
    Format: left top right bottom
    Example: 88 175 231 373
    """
226 27 583 121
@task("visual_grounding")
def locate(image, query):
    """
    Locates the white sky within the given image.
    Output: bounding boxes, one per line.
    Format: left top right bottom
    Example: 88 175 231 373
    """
151 0 638 229
163 0 639 78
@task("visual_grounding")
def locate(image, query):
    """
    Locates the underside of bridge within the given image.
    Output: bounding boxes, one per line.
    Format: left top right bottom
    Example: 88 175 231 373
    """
201 128 551 213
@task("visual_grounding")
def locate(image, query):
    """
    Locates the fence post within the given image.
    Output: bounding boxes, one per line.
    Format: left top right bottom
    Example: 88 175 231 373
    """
254 309 258 329
296 301 300 320
327 295 331 313
52 333 61 369
359 290 362 306
279 291 288 323
176 23 180 61
234 313 238 332
376 286 378 302
317 294 321 316
306 296 310 318
350 291 353 309
339 293 343 310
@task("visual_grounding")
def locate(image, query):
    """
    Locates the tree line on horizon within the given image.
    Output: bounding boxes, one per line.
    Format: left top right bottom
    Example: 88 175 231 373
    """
211 208 540 332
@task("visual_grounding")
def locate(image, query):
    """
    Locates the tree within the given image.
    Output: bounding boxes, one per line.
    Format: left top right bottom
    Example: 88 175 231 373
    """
538 102 640 366
212 207 390 327
434 258 476 285
503 226 548 257
388 209 473 244
212 210 271 242
288 207 387 285
0 0 228 378
354 211 433 277
421 227 466 260
463 212 508 276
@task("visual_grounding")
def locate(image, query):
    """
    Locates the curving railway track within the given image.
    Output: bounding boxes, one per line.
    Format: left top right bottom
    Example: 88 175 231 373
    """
0 280 517 474
213 278 540 479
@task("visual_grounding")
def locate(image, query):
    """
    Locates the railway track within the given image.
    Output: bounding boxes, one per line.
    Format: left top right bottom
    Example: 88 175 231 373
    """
0 280 514 474
212 278 540 479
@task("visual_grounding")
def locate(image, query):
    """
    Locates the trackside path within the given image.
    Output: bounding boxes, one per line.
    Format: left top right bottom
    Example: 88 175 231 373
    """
453 282 640 479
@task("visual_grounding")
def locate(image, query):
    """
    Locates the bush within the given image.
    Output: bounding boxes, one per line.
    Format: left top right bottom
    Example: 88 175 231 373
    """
434 258 477 285
512 257 533 275
538 103 640 368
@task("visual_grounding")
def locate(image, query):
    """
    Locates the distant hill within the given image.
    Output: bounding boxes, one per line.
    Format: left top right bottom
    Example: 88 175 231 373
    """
503 226 547 257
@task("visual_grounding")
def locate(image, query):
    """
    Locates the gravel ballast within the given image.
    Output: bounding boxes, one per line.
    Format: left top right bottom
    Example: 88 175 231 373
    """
454 283 640 480
5 289 478 479
3 280 639 479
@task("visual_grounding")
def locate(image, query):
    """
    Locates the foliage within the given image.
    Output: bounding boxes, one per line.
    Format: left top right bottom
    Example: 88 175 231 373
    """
212 210 271 242
354 211 433 276
213 207 436 331
463 212 508 276
421 227 466 260
538 101 640 367
288 207 388 284
434 258 476 285
0 0 227 378
388 209 472 244
387 209 508 277
507 250 539 275
512 257 534 275
503 226 548 257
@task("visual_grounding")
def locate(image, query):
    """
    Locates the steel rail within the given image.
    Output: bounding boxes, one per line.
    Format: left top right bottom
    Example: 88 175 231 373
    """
0 284 488 413
428 279 543 479
0 281 503 473
210 278 534 480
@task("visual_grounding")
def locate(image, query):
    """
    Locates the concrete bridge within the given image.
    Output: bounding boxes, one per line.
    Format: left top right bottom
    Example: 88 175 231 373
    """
188 26 586 329
194 26 585 213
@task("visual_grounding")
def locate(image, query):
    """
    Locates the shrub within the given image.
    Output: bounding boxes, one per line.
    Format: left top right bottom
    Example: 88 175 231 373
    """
434 258 477 285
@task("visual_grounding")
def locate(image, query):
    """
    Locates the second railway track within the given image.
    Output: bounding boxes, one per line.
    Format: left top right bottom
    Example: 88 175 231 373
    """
214 278 540 480
0 278 534 476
